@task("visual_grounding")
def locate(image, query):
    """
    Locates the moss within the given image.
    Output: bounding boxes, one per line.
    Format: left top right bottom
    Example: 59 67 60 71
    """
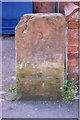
44 67 63 77
17 65 39 78
17 77 61 99
16 64 64 99
17 65 63 78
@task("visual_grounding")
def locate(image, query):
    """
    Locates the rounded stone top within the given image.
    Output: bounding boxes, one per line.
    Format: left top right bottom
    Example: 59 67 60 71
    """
16 13 65 29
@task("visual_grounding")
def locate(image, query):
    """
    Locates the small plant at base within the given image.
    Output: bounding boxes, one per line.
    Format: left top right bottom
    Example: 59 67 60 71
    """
8 87 17 101
62 80 78 103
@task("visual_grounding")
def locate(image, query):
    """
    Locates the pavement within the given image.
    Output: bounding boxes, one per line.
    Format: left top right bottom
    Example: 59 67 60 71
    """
2 100 79 118
0 35 79 118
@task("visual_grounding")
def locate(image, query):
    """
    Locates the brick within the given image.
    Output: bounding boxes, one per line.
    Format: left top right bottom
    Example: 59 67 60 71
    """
68 28 79 48
34 2 53 13
68 30 79 45
68 39 78 45
68 46 78 53
68 53 79 59
67 21 79 29
39 9 47 13
68 29 78 41
68 66 78 74
68 59 78 67
41 3 49 7
67 73 79 80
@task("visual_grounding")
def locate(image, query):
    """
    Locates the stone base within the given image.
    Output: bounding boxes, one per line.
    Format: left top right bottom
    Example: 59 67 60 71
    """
17 66 63 100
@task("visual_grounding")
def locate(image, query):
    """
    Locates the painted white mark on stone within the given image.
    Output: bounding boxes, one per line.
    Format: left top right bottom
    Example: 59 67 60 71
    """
42 83 45 87
27 61 30 64
19 64 23 70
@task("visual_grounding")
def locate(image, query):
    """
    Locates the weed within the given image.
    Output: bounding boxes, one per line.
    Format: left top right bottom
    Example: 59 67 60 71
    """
8 87 17 101
62 80 78 103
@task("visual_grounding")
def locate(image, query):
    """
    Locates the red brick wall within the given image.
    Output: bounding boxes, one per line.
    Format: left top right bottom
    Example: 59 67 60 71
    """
66 18 79 80
33 2 79 81
34 2 53 13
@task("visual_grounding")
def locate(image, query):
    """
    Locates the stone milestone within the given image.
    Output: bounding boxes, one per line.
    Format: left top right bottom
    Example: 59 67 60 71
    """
15 13 65 99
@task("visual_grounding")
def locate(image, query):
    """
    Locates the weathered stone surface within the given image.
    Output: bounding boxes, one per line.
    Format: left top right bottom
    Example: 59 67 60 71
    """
15 13 65 99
